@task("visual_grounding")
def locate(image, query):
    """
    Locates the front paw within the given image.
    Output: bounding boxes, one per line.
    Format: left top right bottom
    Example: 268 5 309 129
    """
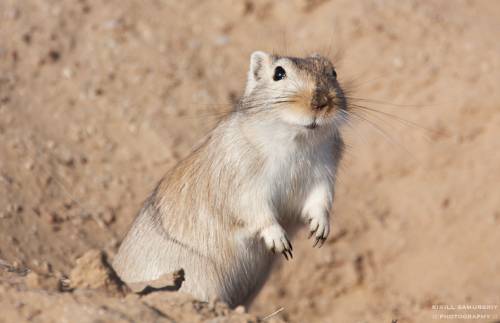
307 212 330 248
260 225 293 260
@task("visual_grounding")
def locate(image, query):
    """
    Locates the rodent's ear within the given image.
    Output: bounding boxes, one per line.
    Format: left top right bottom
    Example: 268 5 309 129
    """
244 51 270 96
249 51 269 80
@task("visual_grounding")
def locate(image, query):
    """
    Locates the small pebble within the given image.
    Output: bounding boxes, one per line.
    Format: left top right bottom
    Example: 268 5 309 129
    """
25 160 34 170
234 305 246 314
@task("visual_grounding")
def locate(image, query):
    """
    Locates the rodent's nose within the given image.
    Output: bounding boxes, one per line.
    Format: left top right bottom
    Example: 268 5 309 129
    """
312 93 330 110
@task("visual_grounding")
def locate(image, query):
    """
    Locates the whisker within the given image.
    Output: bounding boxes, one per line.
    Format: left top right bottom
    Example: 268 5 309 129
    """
270 100 297 105
347 110 419 160
345 96 436 109
347 103 435 138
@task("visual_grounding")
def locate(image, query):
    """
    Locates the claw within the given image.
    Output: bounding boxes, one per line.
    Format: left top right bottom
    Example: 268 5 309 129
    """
282 250 289 260
313 237 320 248
317 237 326 248
287 249 293 259
308 223 319 239
286 236 293 251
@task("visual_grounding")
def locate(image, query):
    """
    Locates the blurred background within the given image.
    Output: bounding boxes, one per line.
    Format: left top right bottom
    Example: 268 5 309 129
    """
0 0 499 322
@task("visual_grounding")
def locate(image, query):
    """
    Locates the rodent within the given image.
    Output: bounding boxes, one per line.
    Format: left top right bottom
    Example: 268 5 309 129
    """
112 51 347 307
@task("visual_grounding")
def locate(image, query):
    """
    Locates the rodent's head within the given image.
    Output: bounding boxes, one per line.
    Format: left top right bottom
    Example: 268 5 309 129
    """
240 51 347 130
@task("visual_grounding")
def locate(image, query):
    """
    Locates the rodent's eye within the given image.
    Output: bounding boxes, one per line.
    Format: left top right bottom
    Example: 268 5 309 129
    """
273 66 286 81
331 69 337 78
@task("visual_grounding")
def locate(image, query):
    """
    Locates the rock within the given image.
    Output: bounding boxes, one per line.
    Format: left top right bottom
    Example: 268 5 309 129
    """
69 249 124 295
234 305 246 314
98 207 115 225
25 272 41 289
127 269 184 294
25 272 60 291
57 148 74 166
24 160 34 170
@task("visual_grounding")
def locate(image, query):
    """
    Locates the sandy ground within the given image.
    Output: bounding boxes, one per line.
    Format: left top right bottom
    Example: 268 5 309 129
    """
1 0 499 322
